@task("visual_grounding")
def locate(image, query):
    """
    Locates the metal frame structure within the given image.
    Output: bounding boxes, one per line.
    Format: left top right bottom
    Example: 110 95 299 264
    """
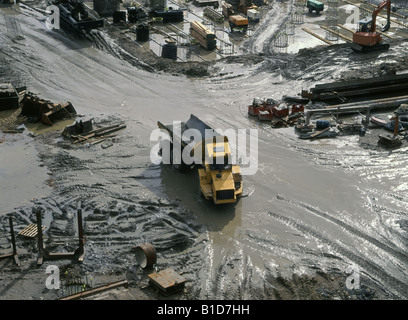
36 208 85 266
0 217 20 266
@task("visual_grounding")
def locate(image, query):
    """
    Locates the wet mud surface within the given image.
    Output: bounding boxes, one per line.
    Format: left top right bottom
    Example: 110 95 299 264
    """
1 1 408 300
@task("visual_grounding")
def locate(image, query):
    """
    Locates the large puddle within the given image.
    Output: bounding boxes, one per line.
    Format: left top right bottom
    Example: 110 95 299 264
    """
0 131 52 213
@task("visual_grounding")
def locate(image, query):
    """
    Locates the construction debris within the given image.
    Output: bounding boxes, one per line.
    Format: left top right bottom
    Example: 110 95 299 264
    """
59 280 129 300
298 126 337 139
62 119 94 138
148 268 187 296
302 74 408 104
248 97 305 124
18 223 46 238
396 104 408 115
378 134 403 147
247 75 408 147
35 208 85 266
133 243 157 269
370 116 388 127
378 112 406 147
62 121 126 144
19 92 76 126
0 83 19 111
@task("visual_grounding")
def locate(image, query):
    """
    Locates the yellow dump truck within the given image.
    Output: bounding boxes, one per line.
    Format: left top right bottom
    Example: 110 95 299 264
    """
158 114 242 205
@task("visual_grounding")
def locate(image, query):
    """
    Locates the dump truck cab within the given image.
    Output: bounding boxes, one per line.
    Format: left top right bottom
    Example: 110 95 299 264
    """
198 138 242 204
307 0 324 14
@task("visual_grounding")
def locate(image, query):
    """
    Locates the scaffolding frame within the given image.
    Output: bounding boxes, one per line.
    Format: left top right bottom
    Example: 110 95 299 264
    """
0 217 20 266
36 208 85 266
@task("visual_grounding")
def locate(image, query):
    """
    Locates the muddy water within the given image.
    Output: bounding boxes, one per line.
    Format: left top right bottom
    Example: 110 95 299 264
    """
0 4 407 300
0 131 52 213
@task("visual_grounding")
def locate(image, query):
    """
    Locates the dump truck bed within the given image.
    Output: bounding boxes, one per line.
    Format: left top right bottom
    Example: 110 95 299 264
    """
158 114 222 147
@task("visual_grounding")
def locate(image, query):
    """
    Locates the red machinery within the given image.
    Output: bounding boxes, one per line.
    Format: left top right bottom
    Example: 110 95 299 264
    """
248 99 304 122
351 0 391 52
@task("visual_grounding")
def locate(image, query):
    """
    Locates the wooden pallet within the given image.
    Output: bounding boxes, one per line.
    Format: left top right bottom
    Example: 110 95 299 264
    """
18 224 46 238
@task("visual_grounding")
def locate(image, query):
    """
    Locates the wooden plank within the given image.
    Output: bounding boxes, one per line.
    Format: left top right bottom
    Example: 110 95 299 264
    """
19 224 46 238
73 124 126 144
310 127 330 138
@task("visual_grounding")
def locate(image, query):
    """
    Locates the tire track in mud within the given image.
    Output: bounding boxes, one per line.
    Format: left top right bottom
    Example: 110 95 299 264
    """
15 128 209 298
275 195 408 262
2 8 158 98
84 29 154 73
267 210 408 299
203 240 251 300
22 31 158 97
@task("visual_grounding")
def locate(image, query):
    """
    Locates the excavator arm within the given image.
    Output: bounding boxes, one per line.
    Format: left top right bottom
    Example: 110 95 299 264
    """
370 0 391 32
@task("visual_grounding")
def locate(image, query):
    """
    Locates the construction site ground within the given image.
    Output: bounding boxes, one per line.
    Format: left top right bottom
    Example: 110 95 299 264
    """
1 0 408 303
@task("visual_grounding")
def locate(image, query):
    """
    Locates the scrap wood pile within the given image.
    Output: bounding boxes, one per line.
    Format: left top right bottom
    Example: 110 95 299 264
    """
19 92 76 126
190 21 216 50
62 119 126 145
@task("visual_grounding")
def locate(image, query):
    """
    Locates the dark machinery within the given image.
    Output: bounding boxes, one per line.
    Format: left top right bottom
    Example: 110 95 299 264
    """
56 0 104 33
149 8 184 23
351 0 391 52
